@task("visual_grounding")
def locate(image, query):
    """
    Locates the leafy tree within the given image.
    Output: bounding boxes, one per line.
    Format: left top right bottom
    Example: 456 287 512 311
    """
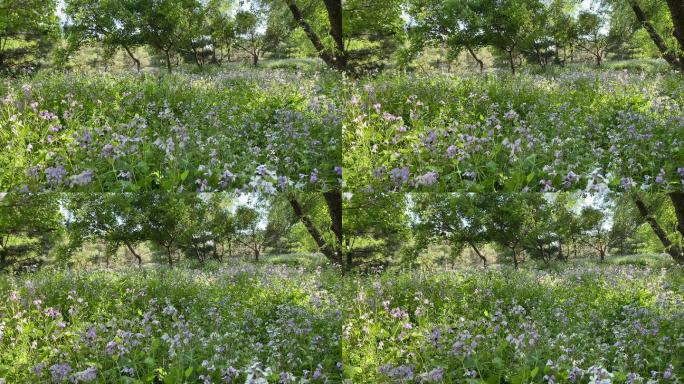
0 193 62 269
235 205 266 261
413 193 491 266
577 10 610 66
343 192 407 268
0 0 59 74
65 193 148 266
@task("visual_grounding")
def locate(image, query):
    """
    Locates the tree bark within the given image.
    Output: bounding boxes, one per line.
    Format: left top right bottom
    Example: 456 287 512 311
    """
323 191 343 258
511 247 519 269
323 0 347 69
669 192 684 238
289 196 340 264
634 197 683 262
508 49 516 74
123 45 141 72
125 242 142 268
165 245 173 266
164 49 172 72
465 45 484 72
284 0 347 71
630 2 683 69
665 0 684 55
468 241 487 267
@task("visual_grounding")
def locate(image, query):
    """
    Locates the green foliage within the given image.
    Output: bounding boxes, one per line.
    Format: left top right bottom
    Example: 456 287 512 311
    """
0 0 59 75
343 70 684 192
0 69 342 192
0 263 343 382
342 264 684 383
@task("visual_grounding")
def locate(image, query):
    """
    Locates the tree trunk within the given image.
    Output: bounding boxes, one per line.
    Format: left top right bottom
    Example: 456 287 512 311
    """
285 0 347 71
125 242 142 268
508 49 516 74
665 0 684 56
511 247 519 269
634 197 683 262
164 50 172 73
468 241 487 267
289 195 340 264
123 45 141 72
465 45 484 73
254 246 260 261
630 2 683 69
252 53 259 66
669 192 684 238
165 245 173 266
323 191 343 261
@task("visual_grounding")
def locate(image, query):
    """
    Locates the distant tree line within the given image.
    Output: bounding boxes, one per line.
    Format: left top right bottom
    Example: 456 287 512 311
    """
4 0 681 75
0 191 343 270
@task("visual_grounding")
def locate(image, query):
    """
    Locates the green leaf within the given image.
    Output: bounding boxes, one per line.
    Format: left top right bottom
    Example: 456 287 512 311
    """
179 170 189 182
184 366 193 378
530 367 539 378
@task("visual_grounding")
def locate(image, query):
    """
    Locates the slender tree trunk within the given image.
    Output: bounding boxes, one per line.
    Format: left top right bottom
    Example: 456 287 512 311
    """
285 0 347 71
323 0 347 69
465 45 484 73
630 2 683 69
669 192 684 238
289 196 340 264
468 241 487 267
634 197 683 262
165 245 173 266
125 242 142 268
164 50 172 73
0 248 6 268
665 0 684 55
252 53 258 66
511 247 519 269
508 49 516 74
123 45 141 72
323 191 343 261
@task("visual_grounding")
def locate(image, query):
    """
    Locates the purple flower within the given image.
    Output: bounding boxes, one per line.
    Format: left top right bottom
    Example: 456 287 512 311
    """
101 144 114 158
563 171 579 187
69 170 94 187
50 363 71 383
620 177 634 191
446 145 458 159
222 366 238 382
390 167 410 184
45 165 67 185
277 176 289 189
43 307 61 318
415 171 438 186
678 167 684 178
419 368 443 383
38 110 57 120
334 166 342 176
312 364 323 379
32 362 46 377
72 367 98 382
310 169 319 183
372 166 386 179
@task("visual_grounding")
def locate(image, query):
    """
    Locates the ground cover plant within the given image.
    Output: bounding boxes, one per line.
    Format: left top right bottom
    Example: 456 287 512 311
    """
343 71 684 192
342 264 684 383
0 69 342 193
0 262 343 383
